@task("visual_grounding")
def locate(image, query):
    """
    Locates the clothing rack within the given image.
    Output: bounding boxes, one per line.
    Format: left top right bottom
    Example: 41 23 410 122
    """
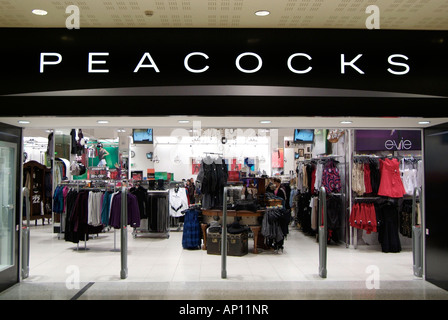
297 154 343 164
57 180 122 250
353 154 422 160
132 186 170 238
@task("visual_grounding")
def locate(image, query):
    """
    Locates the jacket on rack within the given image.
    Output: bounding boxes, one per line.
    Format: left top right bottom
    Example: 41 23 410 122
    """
169 187 189 217
109 192 141 229
262 207 290 243
182 208 201 249
197 157 228 209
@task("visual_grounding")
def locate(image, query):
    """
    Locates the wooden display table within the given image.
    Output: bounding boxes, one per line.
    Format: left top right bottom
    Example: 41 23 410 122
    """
201 209 265 254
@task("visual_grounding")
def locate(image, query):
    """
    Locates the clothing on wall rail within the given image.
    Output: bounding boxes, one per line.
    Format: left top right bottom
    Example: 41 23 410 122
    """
352 155 422 198
350 197 407 253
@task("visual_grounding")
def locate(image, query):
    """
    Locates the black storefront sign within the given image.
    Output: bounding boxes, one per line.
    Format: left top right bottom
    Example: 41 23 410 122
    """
0 28 447 117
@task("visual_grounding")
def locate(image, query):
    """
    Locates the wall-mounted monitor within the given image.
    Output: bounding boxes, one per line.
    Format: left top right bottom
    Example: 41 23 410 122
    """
294 129 314 142
133 129 153 144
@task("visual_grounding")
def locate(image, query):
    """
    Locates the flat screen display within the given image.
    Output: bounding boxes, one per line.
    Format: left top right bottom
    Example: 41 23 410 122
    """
294 129 314 142
133 129 153 144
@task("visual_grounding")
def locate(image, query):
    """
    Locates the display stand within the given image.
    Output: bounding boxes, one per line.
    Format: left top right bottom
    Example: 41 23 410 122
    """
132 189 170 239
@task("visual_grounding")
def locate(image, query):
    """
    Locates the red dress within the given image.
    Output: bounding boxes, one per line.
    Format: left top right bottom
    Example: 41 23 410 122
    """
377 158 406 198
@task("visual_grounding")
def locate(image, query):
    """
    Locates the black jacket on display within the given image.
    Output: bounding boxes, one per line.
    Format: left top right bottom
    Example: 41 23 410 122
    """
197 158 228 209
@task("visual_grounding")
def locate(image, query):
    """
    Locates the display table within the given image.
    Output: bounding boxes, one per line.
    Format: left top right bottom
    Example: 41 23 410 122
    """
201 209 265 254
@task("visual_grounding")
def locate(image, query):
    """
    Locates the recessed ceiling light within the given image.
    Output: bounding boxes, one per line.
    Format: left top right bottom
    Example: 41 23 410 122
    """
255 10 270 17
259 120 271 124
32 9 48 16
18 120 30 124
418 121 430 125
97 120 109 124
340 120 353 124
178 120 190 124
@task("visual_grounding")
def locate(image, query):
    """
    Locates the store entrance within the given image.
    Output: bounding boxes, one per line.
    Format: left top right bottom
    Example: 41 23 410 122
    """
16 123 425 284
0 123 21 292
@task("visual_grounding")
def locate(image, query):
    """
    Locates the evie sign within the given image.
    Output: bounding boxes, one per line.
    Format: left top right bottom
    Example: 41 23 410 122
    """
355 130 421 151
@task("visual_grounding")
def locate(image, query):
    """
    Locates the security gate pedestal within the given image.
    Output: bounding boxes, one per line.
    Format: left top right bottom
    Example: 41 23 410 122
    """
318 187 327 279
412 187 423 278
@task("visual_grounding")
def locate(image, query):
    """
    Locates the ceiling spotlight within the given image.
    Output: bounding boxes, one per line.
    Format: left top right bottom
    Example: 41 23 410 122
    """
340 120 353 124
97 120 109 124
178 120 190 124
418 121 430 125
260 120 271 124
255 10 270 17
32 9 48 16
18 120 30 124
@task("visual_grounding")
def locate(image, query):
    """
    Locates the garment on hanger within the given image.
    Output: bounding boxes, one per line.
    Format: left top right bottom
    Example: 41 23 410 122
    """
363 163 373 194
146 191 169 232
88 191 103 227
101 191 113 226
182 208 202 249
399 199 413 238
327 195 342 242
87 146 96 158
321 159 341 193
130 185 148 219
352 162 366 196
401 168 418 195
169 187 189 217
262 207 291 251
349 201 377 234
197 157 228 209
378 158 406 198
376 199 401 253
108 192 141 229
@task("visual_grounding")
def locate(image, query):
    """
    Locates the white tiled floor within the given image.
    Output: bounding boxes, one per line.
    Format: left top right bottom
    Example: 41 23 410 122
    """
1 223 448 300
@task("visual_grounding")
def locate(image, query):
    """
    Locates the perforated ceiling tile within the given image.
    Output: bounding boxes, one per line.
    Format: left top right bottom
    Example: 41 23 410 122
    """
0 0 446 29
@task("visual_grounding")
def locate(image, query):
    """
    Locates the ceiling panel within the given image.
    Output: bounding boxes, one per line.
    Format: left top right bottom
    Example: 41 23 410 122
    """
0 0 447 30
2 115 446 130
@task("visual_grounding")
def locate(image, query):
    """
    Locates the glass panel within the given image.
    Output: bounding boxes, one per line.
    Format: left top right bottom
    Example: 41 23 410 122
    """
0 141 16 272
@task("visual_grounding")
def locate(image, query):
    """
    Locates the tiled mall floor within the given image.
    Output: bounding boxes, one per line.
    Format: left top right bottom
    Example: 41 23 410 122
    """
1 223 447 300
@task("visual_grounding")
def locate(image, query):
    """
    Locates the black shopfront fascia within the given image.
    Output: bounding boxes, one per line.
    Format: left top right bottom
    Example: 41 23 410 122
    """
0 28 447 117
